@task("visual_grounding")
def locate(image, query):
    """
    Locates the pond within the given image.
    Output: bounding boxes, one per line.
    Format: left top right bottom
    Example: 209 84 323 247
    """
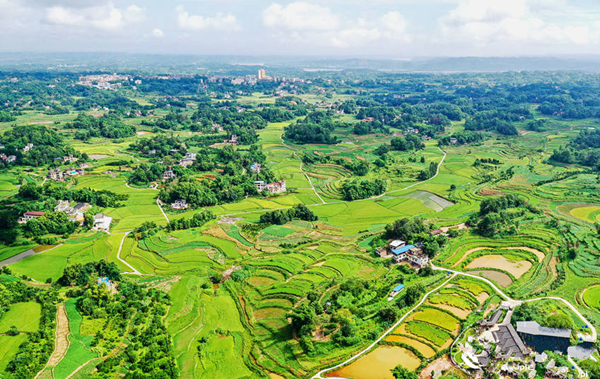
467 255 532 278
469 270 513 287
326 346 420 379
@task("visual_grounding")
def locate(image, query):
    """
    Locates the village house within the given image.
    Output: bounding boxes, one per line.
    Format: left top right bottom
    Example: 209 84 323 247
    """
0 143 4 149
516 321 572 354
18 211 45 223
48 168 64 181
224 134 239 145
390 240 406 250
184 152 197 160
450 137 458 145
178 158 194 168
63 154 78 163
388 284 405 301
266 180 286 194
148 149 156 155
250 163 261 173
163 170 176 180
254 181 267 192
407 128 419 134
6 155 15 163
23 143 34 153
93 213 113 232
64 168 85 177
171 199 188 210
54 200 70 213
407 252 429 267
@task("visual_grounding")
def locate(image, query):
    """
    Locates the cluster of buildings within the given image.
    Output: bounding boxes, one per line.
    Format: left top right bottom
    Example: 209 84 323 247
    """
48 167 85 181
54 200 90 224
178 152 197 168
77 74 132 90
0 153 16 163
378 239 430 268
458 305 597 379
17 203 112 232
254 180 287 194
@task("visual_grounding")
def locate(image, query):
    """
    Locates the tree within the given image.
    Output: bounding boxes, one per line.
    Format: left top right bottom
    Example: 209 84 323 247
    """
391 365 418 379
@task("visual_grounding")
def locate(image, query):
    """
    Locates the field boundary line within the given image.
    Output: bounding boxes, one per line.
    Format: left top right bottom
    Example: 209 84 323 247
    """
311 273 456 379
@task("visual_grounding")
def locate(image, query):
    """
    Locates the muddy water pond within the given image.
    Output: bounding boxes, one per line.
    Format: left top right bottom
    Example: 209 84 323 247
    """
467 255 531 278
469 270 513 287
326 346 420 379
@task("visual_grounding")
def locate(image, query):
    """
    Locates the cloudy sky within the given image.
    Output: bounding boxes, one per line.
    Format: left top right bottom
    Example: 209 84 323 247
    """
0 0 599 57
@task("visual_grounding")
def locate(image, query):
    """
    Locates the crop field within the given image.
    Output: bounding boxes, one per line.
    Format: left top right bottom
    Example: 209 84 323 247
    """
0 302 41 334
53 299 97 379
0 334 28 371
4 67 600 379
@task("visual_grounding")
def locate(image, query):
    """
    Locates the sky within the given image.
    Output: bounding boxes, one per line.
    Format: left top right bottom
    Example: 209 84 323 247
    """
0 0 599 58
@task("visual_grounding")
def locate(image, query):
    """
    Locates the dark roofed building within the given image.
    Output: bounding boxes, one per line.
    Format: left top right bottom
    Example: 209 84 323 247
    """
516 321 571 354
493 324 530 359
479 309 503 327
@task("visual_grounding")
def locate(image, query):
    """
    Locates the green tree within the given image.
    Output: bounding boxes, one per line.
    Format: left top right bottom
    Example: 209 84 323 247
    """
391 365 418 379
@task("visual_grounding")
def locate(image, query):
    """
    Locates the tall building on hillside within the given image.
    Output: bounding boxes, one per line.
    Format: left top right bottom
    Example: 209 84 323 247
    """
258 69 266 80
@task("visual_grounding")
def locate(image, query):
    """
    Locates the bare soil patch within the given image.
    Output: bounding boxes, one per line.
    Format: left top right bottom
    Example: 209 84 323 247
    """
47 304 70 367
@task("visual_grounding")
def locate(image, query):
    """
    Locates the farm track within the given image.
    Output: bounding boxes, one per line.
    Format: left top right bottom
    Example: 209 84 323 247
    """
279 134 325 204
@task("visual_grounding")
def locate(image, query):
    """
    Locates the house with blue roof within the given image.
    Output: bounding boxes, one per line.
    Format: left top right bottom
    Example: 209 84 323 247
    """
98 277 112 290
388 283 405 301
392 244 415 262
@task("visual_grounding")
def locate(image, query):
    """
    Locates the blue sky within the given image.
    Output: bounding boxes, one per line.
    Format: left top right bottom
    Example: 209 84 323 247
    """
0 0 599 57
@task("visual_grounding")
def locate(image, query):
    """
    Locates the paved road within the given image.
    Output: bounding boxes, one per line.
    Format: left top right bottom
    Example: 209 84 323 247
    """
0 244 63 267
433 266 597 341
113 232 143 276
311 273 457 379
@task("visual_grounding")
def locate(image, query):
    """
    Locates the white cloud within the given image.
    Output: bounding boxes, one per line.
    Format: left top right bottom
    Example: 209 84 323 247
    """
176 6 241 32
45 3 145 31
438 0 597 47
263 2 339 31
152 28 165 38
263 3 410 48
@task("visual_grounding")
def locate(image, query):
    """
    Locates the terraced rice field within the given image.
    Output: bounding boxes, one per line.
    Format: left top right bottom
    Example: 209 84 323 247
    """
384 335 436 358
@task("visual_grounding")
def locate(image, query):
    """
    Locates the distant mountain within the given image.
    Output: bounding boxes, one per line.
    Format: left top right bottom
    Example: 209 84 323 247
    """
2 52 600 73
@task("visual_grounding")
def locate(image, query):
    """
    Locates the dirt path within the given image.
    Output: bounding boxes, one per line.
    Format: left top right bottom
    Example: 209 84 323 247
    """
157 198 170 223
279 134 326 204
47 304 70 366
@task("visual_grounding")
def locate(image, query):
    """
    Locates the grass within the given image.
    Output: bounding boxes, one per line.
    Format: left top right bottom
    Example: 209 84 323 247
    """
0 302 41 333
0 334 28 371
53 299 97 379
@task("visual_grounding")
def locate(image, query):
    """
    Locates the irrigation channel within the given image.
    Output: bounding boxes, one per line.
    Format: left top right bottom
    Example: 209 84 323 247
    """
311 265 597 379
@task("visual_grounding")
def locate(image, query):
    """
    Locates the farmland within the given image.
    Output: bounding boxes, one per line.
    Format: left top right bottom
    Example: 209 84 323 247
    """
0 67 600 379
